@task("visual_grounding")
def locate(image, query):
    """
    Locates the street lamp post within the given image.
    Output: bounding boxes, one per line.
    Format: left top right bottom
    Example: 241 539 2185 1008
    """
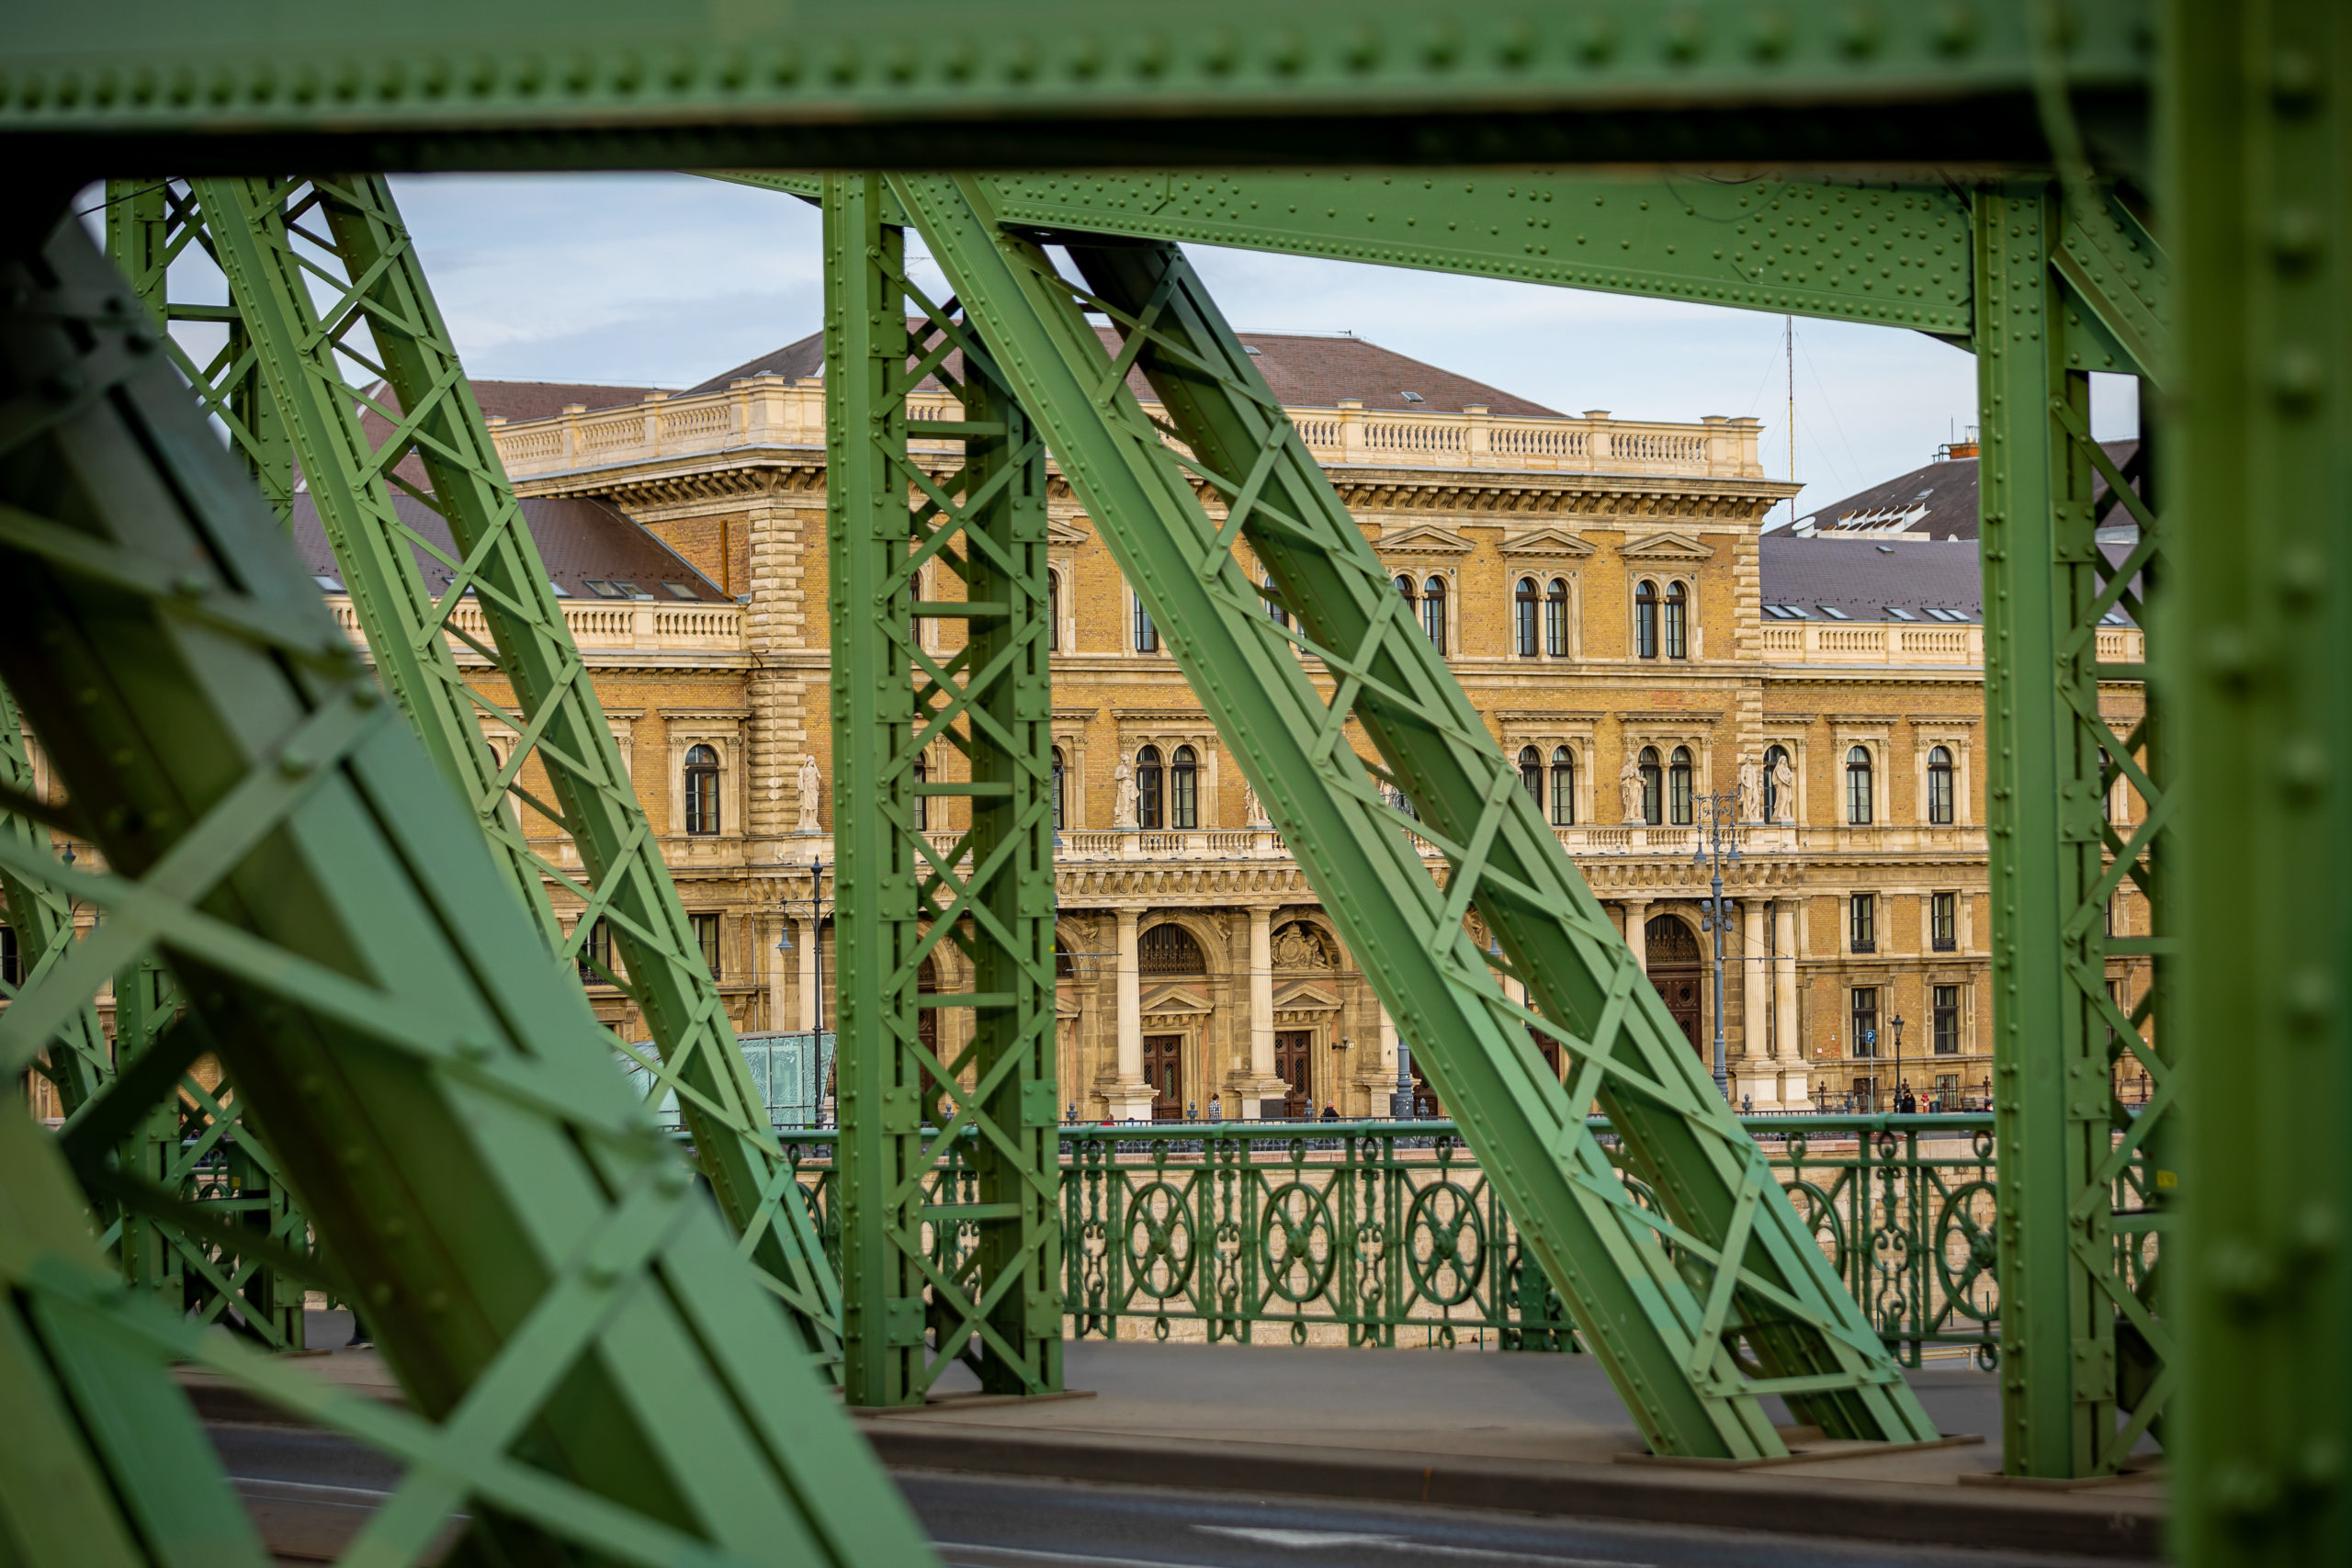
1891 1012 1906 1113
1690 789 1743 1103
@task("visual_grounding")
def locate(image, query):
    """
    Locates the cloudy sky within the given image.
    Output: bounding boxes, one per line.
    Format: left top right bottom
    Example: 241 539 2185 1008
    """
390 172 2137 525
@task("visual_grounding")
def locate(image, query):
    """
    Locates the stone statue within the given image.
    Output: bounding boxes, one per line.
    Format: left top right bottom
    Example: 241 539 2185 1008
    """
1771 751 1795 823
1737 755 1764 824
796 753 822 833
1113 753 1138 829
1618 755 1644 823
1244 780 1269 828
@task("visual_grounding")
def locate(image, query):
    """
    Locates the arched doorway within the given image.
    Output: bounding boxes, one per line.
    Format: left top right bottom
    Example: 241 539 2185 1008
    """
1644 915 1704 1060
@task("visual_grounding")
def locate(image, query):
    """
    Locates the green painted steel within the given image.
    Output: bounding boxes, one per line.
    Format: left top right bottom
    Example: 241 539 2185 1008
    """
824 175 1063 1405
1973 185 2171 1478
0 201 933 1565
0 682 109 1117
2169 0 2346 1559
729 169 1978 336
0 4 2152 171
154 174 846 1369
901 173 1936 1458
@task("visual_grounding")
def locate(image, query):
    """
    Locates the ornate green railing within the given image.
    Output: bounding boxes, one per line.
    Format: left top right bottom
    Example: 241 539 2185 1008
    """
759 1112 2125 1364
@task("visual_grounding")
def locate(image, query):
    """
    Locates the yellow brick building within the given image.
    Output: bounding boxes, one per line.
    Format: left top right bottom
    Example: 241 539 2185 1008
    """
311 331 2147 1119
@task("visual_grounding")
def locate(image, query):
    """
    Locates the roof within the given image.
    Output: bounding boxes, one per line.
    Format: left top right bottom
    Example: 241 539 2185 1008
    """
291 492 727 604
687 326 1558 417
469 380 661 423
1790 441 2143 543
1758 535 1987 623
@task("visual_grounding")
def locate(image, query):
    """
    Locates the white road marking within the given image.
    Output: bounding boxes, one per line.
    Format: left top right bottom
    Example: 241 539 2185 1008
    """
1195 1526 1654 1566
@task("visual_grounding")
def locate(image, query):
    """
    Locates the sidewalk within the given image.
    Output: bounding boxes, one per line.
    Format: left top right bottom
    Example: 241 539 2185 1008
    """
186 1314 2165 1561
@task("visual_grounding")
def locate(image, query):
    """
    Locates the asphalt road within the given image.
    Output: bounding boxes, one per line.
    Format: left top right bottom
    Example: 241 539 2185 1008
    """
209 1424 2134 1568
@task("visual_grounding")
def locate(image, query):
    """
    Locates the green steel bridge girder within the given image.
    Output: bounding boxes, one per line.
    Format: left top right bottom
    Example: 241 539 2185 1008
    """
0 2 2154 174
126 174 848 1370
724 170 2168 376
0 204 934 1568
896 172 1939 1460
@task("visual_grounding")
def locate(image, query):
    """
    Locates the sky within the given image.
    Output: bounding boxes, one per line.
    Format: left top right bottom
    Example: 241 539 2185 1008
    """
389 171 2138 525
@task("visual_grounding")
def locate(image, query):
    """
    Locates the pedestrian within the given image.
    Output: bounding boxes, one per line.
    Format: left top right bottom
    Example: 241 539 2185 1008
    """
1319 1102 1339 1122
1207 1097 1223 1123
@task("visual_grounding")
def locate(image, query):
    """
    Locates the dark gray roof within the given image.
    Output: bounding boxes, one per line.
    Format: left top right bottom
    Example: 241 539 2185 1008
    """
689 327 1558 416
292 493 725 604
1791 441 2142 542
1759 536 1985 623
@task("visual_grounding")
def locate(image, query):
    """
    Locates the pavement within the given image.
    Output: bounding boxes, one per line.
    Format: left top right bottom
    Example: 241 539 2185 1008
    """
185 1312 2165 1562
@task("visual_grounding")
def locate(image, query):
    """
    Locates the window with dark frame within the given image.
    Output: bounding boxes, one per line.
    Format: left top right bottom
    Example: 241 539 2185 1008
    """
1420 574 1447 653
1514 577 1540 657
1263 575 1288 630
1545 578 1570 656
1927 744 1955 825
1047 570 1061 651
691 913 720 981
1638 747 1662 826
1850 986 1880 1059
1668 746 1694 826
1931 890 1957 952
575 919 613 986
1663 580 1689 660
1137 922 1206 976
1133 594 1158 652
1136 745 1163 830
0 921 16 987
1549 747 1576 826
1762 744 1789 822
1050 747 1066 831
1169 745 1199 829
1849 892 1876 953
1518 746 1544 812
683 743 721 836
910 751 929 830
1933 985 1961 1055
1846 745 1874 825
1634 579 1659 659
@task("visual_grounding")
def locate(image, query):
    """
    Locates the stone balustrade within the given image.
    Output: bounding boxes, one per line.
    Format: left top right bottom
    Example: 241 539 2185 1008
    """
489 376 1765 482
325 594 746 656
1758 619 2139 668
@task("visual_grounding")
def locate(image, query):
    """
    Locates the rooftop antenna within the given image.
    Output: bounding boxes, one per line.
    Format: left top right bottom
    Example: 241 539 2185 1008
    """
1784 314 1796 530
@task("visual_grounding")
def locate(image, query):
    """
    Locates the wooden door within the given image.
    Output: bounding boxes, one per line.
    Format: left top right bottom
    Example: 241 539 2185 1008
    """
1643 915 1704 1060
1143 1034 1184 1121
1274 1030 1314 1117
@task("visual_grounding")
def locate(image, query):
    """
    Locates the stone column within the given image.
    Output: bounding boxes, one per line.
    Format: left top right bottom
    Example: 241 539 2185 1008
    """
1774 899 1810 1108
1623 899 1651 974
1228 908 1292 1119
1738 899 1775 1110
797 916 820 1032
1103 906 1156 1119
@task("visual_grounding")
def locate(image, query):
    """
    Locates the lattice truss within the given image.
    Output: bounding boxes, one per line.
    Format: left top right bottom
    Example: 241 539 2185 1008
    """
91 173 845 1368
825 181 1063 1406
0 202 931 1568
889 173 1937 1459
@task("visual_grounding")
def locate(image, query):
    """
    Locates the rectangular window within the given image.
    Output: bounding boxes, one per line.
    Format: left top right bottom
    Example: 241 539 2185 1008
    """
1850 986 1880 1058
692 913 721 981
1849 893 1876 953
1930 891 1957 952
575 919 613 987
1933 985 1961 1055
0 920 16 988
1935 1071 1960 1106
1133 597 1159 653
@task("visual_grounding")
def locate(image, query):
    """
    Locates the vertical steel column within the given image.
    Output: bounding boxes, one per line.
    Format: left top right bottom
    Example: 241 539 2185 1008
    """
2171 1 2346 1561
903 174 1933 1459
824 174 1061 1405
1977 184 2174 1477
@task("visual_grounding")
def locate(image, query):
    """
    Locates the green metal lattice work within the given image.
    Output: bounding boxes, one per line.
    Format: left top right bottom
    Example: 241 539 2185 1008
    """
823 175 1064 1406
0 199 933 1567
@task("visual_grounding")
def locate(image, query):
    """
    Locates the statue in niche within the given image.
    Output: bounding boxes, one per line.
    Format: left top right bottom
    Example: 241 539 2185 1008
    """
796 753 822 833
1112 753 1137 829
1618 755 1644 823
1737 754 1764 824
1272 920 1335 971
1244 779 1269 829
1771 750 1796 824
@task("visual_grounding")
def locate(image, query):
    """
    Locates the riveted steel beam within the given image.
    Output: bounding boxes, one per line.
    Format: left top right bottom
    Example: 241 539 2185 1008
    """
0 199 933 1567
904 173 1939 1460
4 3 2149 175
825 175 1062 1405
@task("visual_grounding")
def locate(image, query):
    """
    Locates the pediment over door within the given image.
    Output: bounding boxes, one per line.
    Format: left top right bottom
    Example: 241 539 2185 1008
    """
1141 982 1213 1017
1272 980 1342 1012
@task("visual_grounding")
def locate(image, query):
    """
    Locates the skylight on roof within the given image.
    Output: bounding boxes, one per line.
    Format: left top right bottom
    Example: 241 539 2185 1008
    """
611 580 652 601
583 579 626 599
1817 605 1850 620
662 581 699 601
313 573 345 593
548 580 571 598
2101 609 2132 626
1766 604 1809 620
1885 606 1917 621
1243 346 1262 355
1400 390 1424 403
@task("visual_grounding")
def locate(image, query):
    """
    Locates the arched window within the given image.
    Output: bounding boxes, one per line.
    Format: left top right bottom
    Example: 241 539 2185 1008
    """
1545 578 1570 657
1138 922 1206 976
1420 574 1447 653
1763 744 1791 823
683 743 720 835
1550 747 1576 827
1133 593 1158 653
1517 746 1544 811
1394 573 1416 605
1170 745 1199 829
910 750 929 830
1263 575 1289 630
1927 745 1954 826
1638 747 1663 826
1846 745 1874 826
1514 577 1540 658
1663 581 1689 660
1055 936 1077 978
1136 745 1163 830
1668 746 1694 826
1051 747 1067 831
1634 580 1659 660
1046 569 1061 652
